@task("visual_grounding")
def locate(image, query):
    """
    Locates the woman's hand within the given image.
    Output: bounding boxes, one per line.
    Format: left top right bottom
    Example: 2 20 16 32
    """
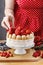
1 14 15 30
1 0 15 30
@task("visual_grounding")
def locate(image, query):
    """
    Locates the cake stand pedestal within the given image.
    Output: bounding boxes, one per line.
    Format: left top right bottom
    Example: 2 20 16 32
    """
14 49 26 54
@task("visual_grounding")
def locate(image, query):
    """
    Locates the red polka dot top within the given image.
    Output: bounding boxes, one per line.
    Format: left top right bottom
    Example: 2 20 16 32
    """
14 0 43 38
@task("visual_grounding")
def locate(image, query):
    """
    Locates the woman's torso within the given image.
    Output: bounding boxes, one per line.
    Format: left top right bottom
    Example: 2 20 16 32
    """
16 0 43 8
14 0 43 36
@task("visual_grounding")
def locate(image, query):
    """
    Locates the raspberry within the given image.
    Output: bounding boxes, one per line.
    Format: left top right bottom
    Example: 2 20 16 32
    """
0 51 7 57
6 51 13 58
36 50 41 56
2 53 6 57
33 52 39 57
35 42 42 46
5 52 10 58
6 54 10 58
41 53 43 58
37 42 42 46
0 51 13 58
3 52 7 55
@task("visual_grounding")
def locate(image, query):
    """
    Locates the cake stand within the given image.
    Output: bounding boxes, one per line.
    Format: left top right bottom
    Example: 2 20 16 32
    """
6 38 35 54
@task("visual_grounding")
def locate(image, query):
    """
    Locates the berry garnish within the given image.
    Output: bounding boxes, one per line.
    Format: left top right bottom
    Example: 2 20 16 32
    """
33 52 39 57
26 29 31 34
9 27 15 34
34 36 41 43
21 30 26 35
41 53 43 58
9 27 13 34
15 26 21 35
35 42 42 46
33 50 41 57
0 51 13 58
6 53 10 58
15 29 20 35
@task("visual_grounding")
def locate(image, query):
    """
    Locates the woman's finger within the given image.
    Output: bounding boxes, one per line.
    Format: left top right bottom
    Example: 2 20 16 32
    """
8 14 15 27
3 17 11 29
1 21 9 30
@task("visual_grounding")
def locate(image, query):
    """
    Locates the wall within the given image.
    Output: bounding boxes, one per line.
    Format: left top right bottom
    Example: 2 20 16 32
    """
0 0 6 40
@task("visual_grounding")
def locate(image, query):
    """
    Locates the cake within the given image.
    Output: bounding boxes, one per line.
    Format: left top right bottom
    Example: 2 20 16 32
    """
6 26 34 40
6 26 35 54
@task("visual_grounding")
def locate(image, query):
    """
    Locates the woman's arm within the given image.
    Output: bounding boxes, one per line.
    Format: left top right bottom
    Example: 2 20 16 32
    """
1 0 15 29
5 0 15 16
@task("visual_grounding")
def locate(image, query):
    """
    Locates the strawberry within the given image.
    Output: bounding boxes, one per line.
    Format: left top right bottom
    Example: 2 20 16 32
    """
21 30 26 35
9 27 15 34
15 29 20 35
20 28 31 35
17 26 21 30
6 21 13 32
26 29 31 34
9 27 13 34
15 26 21 35
12 28 15 33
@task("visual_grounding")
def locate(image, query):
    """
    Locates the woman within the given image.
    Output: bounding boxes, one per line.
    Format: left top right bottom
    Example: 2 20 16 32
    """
1 0 43 38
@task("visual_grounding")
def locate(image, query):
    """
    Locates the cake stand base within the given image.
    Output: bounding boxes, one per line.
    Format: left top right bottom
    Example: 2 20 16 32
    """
14 49 26 54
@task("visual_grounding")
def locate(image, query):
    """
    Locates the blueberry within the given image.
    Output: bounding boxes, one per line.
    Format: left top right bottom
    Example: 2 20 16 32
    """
3 45 10 51
0 42 6 46
0 42 10 51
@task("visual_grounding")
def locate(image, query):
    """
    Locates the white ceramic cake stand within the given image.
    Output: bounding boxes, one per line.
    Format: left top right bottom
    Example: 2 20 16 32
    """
6 38 35 54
